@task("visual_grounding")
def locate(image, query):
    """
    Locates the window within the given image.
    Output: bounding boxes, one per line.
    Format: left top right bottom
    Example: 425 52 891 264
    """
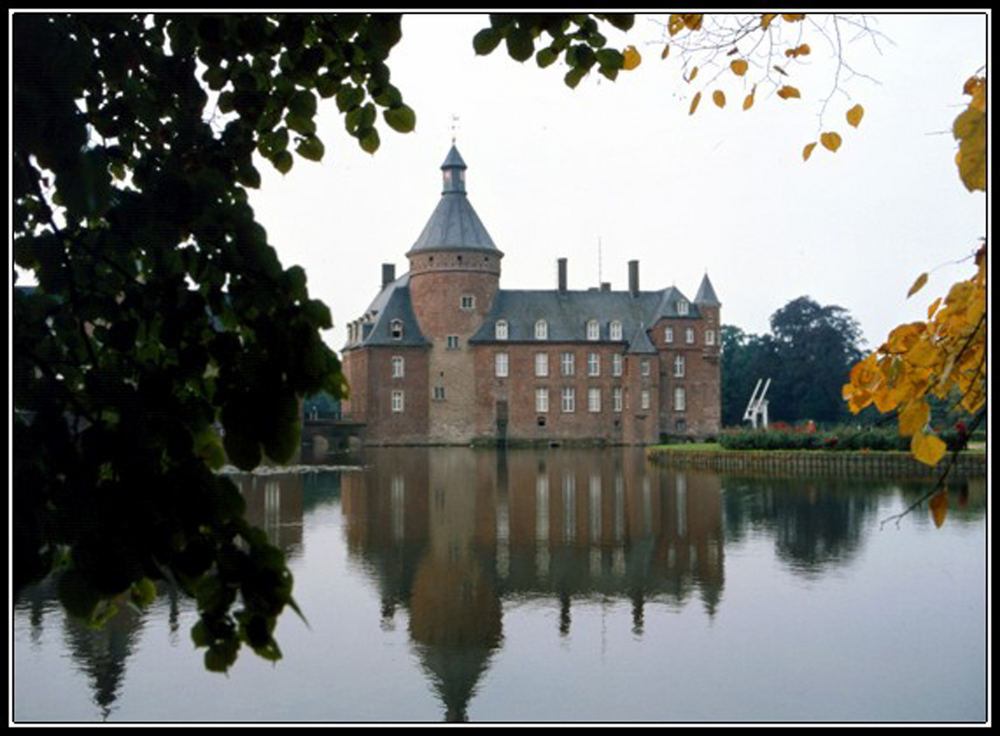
705 329 716 346
432 385 446 401
495 352 509 378
390 319 403 339
611 354 623 377
665 326 674 343
560 351 575 376
641 358 650 377
536 387 549 413
613 386 623 413
495 320 508 340
587 319 599 340
641 389 650 411
460 294 475 310
588 353 600 376
686 327 695 344
391 390 404 412
677 299 689 316
610 320 623 341
674 386 686 411
535 319 548 340
561 387 575 413
535 352 549 377
446 335 459 350
588 387 601 413
673 354 685 378
392 356 405 378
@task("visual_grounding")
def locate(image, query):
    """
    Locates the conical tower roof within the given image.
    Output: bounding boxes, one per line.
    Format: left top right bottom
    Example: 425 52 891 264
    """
406 145 503 257
694 273 721 307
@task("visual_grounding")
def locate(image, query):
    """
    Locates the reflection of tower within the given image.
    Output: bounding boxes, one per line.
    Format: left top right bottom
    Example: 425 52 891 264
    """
233 472 305 559
408 449 502 722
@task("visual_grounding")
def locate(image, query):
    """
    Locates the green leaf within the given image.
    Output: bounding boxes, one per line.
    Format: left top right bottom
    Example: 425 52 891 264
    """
472 27 502 55
296 136 325 162
383 104 416 133
272 150 293 174
506 27 534 62
359 127 380 154
535 47 558 68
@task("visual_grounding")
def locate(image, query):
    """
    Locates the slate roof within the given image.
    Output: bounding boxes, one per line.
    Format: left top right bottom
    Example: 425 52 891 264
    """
406 145 502 257
345 273 430 349
694 273 721 307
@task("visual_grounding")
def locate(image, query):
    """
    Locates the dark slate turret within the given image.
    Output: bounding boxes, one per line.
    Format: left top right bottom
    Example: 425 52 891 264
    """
406 145 503 257
694 273 721 307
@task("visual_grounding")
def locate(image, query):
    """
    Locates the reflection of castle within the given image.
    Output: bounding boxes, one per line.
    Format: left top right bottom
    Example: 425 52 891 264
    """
341 447 725 720
229 471 307 560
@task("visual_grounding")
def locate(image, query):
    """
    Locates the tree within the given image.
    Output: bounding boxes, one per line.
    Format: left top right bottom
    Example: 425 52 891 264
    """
720 325 778 427
13 12 640 673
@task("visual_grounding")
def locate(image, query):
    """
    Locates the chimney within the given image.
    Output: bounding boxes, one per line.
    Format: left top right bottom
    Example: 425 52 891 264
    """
557 258 567 292
381 263 396 288
600 282 611 292
628 260 639 296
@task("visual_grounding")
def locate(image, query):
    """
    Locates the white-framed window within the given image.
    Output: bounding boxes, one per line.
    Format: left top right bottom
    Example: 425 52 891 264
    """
586 319 600 340
613 386 623 413
677 299 689 316
665 326 674 344
495 352 509 378
641 358 650 377
673 354 685 378
390 319 403 339
392 355 405 378
446 335 459 350
686 327 695 344
495 320 508 340
391 390 404 412
588 387 601 413
641 389 650 410
460 294 475 310
588 352 600 376
611 353 623 377
560 351 575 376
535 352 549 377
610 320 623 341
535 387 549 413
705 329 716 346
674 386 686 411
433 385 446 401
535 319 548 340
561 387 575 413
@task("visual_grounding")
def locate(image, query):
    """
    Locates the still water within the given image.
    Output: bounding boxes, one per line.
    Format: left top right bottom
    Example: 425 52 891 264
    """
13 447 987 723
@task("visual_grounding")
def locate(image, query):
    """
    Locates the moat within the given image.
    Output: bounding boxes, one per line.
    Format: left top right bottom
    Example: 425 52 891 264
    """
13 447 987 723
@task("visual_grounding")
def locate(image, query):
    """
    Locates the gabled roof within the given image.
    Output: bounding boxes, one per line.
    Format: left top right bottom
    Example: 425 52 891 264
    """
406 145 502 257
626 322 658 354
344 273 430 349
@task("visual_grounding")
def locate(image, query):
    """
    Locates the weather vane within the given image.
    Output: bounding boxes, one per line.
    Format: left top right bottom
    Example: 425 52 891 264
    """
450 114 460 144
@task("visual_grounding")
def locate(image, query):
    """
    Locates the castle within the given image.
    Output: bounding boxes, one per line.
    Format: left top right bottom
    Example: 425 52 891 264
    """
341 145 721 445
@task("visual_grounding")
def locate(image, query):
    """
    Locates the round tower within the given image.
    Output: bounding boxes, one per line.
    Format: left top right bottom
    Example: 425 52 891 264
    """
407 145 503 338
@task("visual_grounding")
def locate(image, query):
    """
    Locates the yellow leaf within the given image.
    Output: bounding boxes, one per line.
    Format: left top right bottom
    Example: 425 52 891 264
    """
713 90 726 108
687 65 698 82
846 104 864 127
743 89 755 111
777 85 801 99
929 490 948 528
912 431 947 467
661 44 670 59
668 14 685 36
730 59 748 76
782 13 806 22
802 142 816 161
785 43 811 57
820 131 842 152
689 91 701 115
898 399 929 436
682 14 703 31
953 103 986 192
907 272 928 298
623 46 642 71
927 297 942 319
761 13 777 30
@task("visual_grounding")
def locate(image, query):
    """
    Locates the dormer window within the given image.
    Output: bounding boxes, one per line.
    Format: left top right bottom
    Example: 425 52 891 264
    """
610 320 623 341
586 319 600 341
535 319 548 340
677 299 689 316
390 319 403 339
495 320 508 340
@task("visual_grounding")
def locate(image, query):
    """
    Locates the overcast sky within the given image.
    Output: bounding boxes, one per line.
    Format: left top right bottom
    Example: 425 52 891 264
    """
248 12 987 355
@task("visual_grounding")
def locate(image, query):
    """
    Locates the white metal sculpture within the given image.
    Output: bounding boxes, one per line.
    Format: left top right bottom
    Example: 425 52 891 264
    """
743 378 771 429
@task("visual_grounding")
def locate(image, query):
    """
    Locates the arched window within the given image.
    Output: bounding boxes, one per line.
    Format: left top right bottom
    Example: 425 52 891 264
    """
535 319 548 340
586 319 600 340
495 319 508 340
390 319 403 339
610 320 623 341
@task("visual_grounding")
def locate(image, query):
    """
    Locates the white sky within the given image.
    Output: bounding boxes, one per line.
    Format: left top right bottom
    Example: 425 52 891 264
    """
246 12 987 356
